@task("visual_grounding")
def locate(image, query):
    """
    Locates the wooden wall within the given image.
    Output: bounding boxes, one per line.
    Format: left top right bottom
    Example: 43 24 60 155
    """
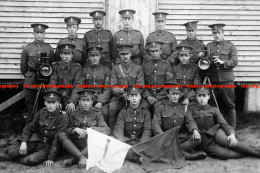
0 0 105 80
158 0 260 82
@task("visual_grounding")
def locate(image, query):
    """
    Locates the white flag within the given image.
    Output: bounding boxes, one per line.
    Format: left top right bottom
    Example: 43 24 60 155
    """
86 128 131 173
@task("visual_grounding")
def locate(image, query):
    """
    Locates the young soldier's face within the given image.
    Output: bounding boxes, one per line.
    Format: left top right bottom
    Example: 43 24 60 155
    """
179 53 191 64
168 91 180 103
128 93 141 106
149 49 162 60
60 52 73 64
196 93 210 106
155 20 166 31
213 30 224 42
93 18 103 29
89 53 101 65
45 100 59 112
33 30 45 41
120 52 132 63
122 17 133 29
79 98 93 112
67 25 78 36
186 29 197 39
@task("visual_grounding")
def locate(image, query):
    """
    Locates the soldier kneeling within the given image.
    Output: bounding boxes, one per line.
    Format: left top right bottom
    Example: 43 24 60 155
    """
0 90 68 166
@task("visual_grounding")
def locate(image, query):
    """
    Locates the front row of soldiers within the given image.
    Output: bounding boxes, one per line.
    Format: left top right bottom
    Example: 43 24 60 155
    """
1 84 260 168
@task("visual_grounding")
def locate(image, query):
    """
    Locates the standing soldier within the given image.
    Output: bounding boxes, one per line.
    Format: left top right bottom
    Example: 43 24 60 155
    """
207 23 238 128
84 11 113 69
58 89 110 168
20 23 54 122
172 45 201 105
0 90 68 166
55 16 87 66
143 12 178 65
142 41 173 111
179 21 205 64
114 86 151 163
113 9 144 65
49 43 82 114
109 44 145 133
82 46 111 123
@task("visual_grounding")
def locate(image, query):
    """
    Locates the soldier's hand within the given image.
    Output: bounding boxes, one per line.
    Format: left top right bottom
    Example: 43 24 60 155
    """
74 128 87 138
19 142 27 155
94 102 103 110
193 130 201 140
66 103 76 114
197 52 204 58
44 160 54 167
147 96 156 105
227 133 237 147
212 56 224 64
181 98 189 105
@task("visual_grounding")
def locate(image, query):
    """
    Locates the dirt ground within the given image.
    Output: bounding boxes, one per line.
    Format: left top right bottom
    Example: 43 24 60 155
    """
0 116 260 173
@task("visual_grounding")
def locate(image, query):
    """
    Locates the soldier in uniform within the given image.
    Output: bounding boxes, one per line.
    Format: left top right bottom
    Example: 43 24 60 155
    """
54 16 87 66
178 21 205 64
143 12 178 65
82 46 111 123
207 23 238 128
172 45 201 104
142 41 173 111
113 9 144 65
20 23 54 122
84 11 113 69
0 91 68 166
109 44 145 133
152 82 206 160
114 86 151 163
58 89 110 168
49 43 82 114
188 86 260 159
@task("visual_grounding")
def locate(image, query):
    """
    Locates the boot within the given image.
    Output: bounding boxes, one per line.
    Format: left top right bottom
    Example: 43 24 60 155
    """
233 142 260 158
78 146 88 168
226 109 236 129
0 150 11 161
60 157 77 168
182 151 207 160
62 139 86 168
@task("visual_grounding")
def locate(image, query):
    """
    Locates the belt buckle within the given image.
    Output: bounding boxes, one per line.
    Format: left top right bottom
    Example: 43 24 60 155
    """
130 135 135 139
43 137 47 143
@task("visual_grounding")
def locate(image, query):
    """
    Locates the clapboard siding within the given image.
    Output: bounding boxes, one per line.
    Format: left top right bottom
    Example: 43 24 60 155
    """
0 0 104 80
158 0 260 82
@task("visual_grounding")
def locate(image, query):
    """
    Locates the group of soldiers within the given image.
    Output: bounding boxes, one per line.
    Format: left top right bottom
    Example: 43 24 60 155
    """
0 9 260 169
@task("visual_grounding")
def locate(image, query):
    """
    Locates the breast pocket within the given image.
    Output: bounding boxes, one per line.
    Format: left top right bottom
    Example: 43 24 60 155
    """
84 73 93 84
101 38 110 51
161 113 173 131
132 40 140 45
204 114 214 126
88 121 97 127
116 40 126 45
87 40 96 47
48 125 57 136
220 51 230 60
176 72 183 80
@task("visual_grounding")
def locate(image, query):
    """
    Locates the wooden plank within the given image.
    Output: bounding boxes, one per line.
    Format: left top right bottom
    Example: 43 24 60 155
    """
0 12 96 18
166 25 260 30
0 91 25 112
0 74 24 79
0 69 21 73
234 77 260 82
1 2 104 8
235 67 260 72
234 72 260 77
5 0 102 2
0 58 21 63
237 61 260 66
0 64 21 69
0 17 93 23
159 4 260 10
167 15 260 20
0 22 92 28
166 20 260 26
159 0 260 5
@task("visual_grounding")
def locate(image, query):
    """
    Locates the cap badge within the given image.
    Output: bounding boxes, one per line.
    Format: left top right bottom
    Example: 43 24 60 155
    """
126 11 129 15
159 13 162 17
214 26 218 30
95 12 99 16
50 93 54 98
182 47 185 51
65 45 69 49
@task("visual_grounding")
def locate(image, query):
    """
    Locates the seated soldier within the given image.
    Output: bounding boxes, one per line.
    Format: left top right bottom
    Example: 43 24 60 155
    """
0 91 68 166
49 43 82 114
114 85 151 163
152 82 206 160
187 86 260 159
82 46 111 123
109 44 144 133
58 89 110 168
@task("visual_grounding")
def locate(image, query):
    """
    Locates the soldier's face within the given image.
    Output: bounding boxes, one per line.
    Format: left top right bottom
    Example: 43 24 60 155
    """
155 20 166 31
149 49 162 59
33 30 45 41
128 93 141 107
120 52 132 63
67 25 78 36
196 93 210 106
168 91 180 103
79 98 93 111
186 29 197 39
89 53 101 65
93 18 103 29
60 52 73 64
122 17 133 29
179 53 191 64
45 100 59 112
213 30 224 42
